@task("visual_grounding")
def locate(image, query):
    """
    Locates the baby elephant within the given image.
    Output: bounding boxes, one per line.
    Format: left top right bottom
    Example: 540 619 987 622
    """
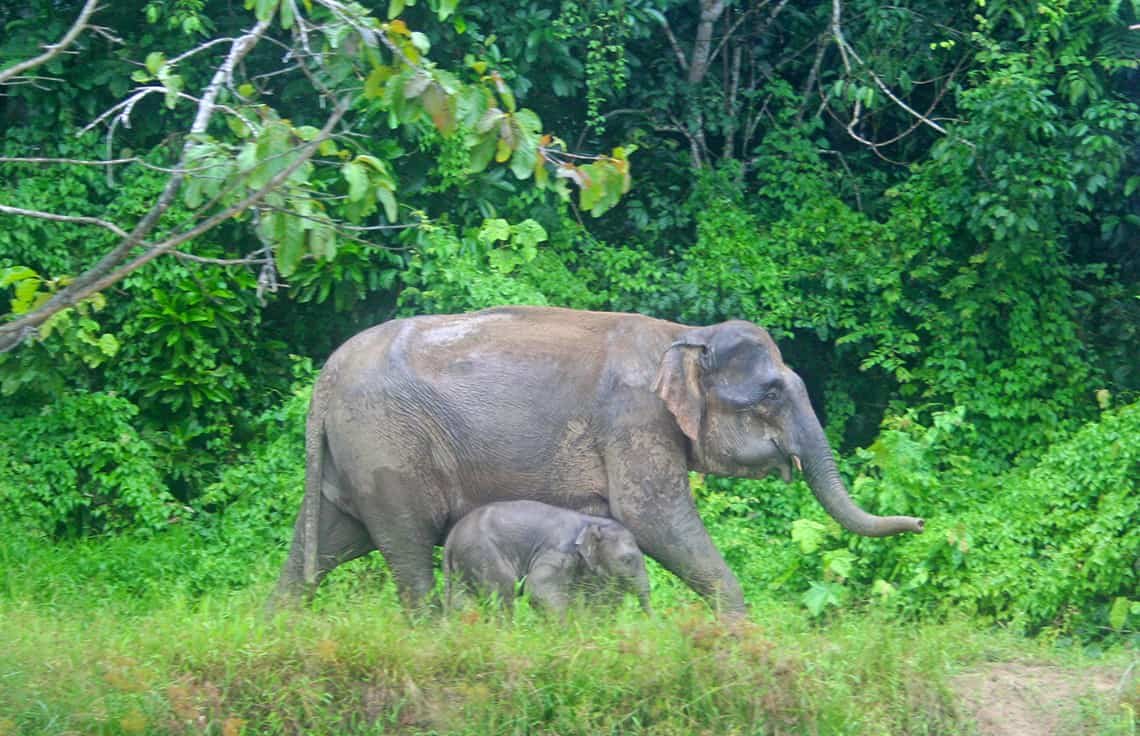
444 500 651 616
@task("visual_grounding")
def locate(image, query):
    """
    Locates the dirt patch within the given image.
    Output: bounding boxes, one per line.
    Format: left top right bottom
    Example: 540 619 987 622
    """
952 661 1124 736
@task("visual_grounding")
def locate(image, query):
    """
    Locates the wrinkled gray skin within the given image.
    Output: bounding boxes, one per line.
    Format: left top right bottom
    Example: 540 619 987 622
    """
272 305 923 614
443 500 651 615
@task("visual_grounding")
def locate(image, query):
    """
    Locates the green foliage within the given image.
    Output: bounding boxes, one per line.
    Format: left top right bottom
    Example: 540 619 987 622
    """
1 0 1138 666
0 277 119 397
187 371 312 591
802 400 1140 638
0 583 1002 735
0 392 174 537
553 0 632 134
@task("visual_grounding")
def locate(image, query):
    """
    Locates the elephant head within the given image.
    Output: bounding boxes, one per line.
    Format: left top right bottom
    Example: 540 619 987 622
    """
576 523 653 613
653 321 923 537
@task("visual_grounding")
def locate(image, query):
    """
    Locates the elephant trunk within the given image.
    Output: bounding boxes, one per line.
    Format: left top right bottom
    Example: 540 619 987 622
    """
796 419 924 537
633 571 652 615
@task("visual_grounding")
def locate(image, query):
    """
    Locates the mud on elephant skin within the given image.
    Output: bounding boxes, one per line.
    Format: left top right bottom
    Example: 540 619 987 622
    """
443 500 651 615
272 305 923 614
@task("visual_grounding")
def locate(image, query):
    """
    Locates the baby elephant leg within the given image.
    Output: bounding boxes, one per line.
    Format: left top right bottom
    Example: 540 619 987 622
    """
524 552 576 617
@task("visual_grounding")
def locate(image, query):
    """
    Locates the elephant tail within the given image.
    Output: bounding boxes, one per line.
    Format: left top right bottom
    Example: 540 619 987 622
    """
301 373 333 586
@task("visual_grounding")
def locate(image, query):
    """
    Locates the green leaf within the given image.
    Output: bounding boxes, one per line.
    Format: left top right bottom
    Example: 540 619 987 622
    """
509 127 537 180
342 161 369 202
226 116 251 138
475 107 502 134
294 125 321 141
1108 596 1131 630
97 333 120 357
388 0 405 19
871 579 896 599
376 187 398 223
802 582 840 617
438 0 458 20
279 0 295 29
488 247 520 274
145 52 166 76
0 266 38 289
791 519 827 554
467 134 497 173
14 278 40 311
512 108 541 133
478 218 511 245
409 32 431 55
254 0 279 22
823 549 855 581
494 137 512 163
510 219 547 251
364 65 394 99
308 222 337 261
498 81 516 113
162 73 183 109
273 214 304 277
183 179 203 209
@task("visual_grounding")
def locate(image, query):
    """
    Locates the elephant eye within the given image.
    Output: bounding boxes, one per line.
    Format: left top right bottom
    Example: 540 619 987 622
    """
761 390 778 402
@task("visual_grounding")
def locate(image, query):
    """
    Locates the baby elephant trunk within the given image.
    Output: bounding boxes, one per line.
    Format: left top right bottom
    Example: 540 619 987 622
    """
631 567 652 614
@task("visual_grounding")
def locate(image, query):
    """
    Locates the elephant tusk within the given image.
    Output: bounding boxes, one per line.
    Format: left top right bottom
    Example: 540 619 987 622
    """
792 455 803 473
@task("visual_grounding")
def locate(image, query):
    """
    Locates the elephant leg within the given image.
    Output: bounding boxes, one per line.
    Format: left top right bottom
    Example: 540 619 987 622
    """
270 490 374 608
525 569 571 618
606 438 747 615
524 552 575 617
445 575 474 613
351 467 446 611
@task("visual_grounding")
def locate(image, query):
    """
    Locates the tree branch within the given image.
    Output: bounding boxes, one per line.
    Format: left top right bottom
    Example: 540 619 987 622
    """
0 98 348 353
688 0 727 85
0 18 274 352
0 204 129 238
0 0 100 85
830 0 972 149
655 11 689 71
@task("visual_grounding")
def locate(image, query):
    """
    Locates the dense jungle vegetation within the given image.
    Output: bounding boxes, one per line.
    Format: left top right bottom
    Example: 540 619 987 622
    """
1 0 1138 733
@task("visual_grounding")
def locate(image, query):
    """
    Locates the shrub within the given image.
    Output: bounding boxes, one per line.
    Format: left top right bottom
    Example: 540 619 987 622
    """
814 399 1140 637
0 392 173 537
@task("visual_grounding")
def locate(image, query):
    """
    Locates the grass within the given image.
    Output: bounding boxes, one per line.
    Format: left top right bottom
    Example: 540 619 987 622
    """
1 530 1135 735
0 586 953 735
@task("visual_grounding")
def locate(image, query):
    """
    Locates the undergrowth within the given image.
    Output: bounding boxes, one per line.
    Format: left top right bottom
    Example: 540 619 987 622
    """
0 581 981 736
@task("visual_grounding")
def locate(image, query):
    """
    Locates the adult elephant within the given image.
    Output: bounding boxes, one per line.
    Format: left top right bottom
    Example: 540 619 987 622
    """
272 306 923 613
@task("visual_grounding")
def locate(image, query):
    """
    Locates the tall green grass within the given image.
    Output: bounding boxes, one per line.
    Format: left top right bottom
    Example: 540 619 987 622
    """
3 524 1137 735
2 582 970 735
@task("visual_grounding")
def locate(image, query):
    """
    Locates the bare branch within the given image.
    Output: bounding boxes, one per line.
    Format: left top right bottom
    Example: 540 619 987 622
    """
0 155 225 177
0 204 129 238
0 156 139 166
830 0 973 149
173 249 272 266
708 0 783 69
0 18 275 352
654 11 690 71
0 0 101 85
167 36 243 68
0 98 349 352
81 87 256 136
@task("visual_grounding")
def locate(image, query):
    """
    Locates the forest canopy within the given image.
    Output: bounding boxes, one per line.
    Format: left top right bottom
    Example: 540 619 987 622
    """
1 0 1138 638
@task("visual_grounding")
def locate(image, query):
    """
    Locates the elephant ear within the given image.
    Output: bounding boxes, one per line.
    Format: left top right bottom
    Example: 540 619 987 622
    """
574 524 604 571
652 340 708 443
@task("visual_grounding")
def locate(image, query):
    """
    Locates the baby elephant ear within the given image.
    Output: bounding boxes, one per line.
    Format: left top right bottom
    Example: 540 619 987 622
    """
574 524 603 570
652 340 707 443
